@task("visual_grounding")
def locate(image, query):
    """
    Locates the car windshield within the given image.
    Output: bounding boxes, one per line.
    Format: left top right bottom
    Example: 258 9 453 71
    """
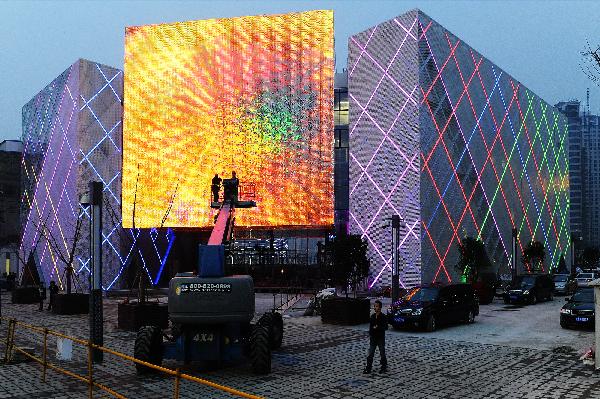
553 275 568 282
514 276 535 288
571 289 594 303
402 287 439 302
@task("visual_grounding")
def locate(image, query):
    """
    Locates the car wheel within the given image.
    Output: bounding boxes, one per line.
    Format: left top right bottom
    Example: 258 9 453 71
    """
531 294 537 305
560 321 569 329
503 297 509 304
548 292 554 301
425 315 436 332
466 310 475 324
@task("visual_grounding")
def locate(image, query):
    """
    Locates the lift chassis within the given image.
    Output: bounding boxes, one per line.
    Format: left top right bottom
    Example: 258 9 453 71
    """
134 181 283 374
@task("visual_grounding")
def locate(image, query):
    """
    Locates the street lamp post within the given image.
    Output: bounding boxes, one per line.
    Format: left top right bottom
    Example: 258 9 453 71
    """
82 182 103 363
511 228 518 281
391 215 400 303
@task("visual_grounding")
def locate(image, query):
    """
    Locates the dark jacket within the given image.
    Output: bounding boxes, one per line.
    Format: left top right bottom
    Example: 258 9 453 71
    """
49 283 59 296
369 312 388 339
211 176 222 190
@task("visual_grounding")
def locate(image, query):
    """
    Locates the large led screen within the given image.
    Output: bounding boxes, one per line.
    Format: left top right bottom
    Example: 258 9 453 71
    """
123 10 334 228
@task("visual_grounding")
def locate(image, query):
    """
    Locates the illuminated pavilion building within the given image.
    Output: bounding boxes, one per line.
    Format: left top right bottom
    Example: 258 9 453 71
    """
20 59 174 290
349 10 570 288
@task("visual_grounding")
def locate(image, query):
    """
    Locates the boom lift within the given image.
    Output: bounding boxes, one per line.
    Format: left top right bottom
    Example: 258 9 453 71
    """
134 178 283 374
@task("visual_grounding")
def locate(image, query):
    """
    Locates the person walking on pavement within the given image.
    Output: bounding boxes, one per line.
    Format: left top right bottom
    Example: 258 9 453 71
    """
47 281 59 310
363 299 388 374
211 173 222 203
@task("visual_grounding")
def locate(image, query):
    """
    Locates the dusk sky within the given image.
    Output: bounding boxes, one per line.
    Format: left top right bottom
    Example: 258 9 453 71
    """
1 0 599 142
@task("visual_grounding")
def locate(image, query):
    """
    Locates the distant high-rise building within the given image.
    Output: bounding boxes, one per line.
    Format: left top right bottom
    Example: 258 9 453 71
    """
557 100 600 250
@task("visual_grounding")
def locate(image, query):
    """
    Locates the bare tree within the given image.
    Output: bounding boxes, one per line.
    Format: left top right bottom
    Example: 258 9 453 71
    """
32 208 86 294
103 164 179 304
581 40 600 87
15 211 53 287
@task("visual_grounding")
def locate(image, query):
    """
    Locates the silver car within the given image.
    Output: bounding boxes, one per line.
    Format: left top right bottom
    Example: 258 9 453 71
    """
576 272 595 287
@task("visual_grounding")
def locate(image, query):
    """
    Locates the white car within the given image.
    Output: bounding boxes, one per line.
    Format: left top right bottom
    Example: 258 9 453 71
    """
576 272 595 287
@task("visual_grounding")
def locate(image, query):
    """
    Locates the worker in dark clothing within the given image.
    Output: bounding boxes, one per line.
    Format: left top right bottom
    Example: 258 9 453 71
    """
47 281 59 310
230 171 239 202
38 282 46 311
363 300 388 374
211 174 222 203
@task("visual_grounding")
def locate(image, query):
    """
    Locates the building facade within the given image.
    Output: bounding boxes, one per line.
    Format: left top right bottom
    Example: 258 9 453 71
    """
557 100 600 250
334 71 349 234
0 140 23 275
20 59 174 289
349 10 570 287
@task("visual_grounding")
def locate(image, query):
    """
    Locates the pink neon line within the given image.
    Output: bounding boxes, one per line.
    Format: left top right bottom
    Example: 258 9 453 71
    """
349 88 416 194
348 21 417 138
349 36 417 104
350 152 404 216
394 17 418 41
349 25 378 77
358 153 419 236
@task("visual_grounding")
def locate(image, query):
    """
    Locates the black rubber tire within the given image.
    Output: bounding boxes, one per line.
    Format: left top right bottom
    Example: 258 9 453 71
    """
425 315 436 332
250 325 271 374
134 326 163 374
531 294 538 305
258 312 284 350
271 313 284 350
548 292 554 301
560 321 569 329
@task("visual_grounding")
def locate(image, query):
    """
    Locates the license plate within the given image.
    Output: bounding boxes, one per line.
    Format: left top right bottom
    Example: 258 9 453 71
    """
510 296 517 300
576 317 589 322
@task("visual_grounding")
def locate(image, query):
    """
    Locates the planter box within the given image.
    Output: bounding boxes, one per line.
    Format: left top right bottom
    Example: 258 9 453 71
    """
117 302 169 331
321 297 370 325
52 293 89 315
11 286 40 304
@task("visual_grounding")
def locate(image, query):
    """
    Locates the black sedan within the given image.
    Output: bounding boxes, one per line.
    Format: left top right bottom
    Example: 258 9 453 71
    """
560 287 595 329
388 284 478 332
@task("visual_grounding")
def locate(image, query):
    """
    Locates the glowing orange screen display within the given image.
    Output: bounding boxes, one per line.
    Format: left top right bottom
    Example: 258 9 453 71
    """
123 10 334 228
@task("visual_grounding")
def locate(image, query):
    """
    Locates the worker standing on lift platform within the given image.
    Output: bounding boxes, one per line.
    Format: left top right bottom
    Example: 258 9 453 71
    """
211 173 222 203
223 171 239 204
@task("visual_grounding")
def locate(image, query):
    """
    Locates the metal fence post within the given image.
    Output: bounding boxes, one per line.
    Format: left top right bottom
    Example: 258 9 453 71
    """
173 368 181 399
4 319 15 363
87 340 93 399
42 328 48 382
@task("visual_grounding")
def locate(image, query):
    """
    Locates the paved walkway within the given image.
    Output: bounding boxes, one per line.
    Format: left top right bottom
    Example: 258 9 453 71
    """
0 294 599 398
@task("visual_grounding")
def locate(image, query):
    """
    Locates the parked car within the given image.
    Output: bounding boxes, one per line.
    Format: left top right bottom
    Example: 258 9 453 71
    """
387 284 479 332
575 272 595 287
560 287 595 330
503 274 554 305
553 274 577 295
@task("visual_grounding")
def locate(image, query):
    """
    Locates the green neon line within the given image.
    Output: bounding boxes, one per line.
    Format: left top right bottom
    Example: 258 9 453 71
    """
479 90 534 236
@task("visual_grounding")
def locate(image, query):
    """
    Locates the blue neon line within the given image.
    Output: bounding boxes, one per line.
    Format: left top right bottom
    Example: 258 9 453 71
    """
153 228 176 285
79 70 122 111
79 94 119 150
81 120 122 161
95 64 122 103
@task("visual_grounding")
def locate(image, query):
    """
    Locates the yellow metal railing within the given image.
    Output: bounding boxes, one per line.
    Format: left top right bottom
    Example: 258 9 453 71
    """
2 317 263 399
